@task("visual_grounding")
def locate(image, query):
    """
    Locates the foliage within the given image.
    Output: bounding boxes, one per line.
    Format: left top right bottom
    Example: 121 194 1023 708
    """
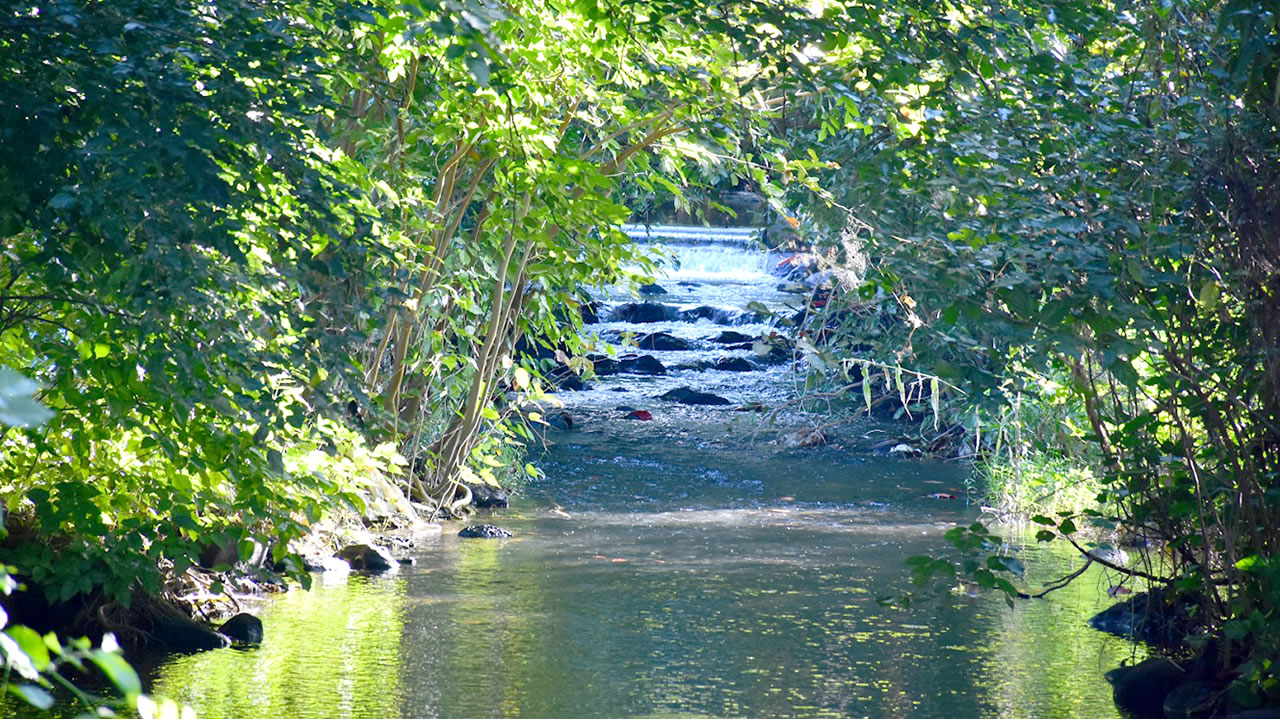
0 0 850 629
779 0 1280 703
0 371 187 718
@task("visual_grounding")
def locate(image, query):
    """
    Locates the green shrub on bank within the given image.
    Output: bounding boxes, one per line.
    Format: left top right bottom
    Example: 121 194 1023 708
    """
980 453 1101 520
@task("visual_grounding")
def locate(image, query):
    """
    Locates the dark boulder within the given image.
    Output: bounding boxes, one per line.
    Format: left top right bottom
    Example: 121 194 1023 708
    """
658 387 732 406
580 300 601 325
219 613 264 646
639 283 668 296
710 331 753 344
711 357 755 372
1163 681 1222 718
1106 657 1187 718
636 332 692 351
611 302 675 323
618 355 667 375
589 356 621 376
1090 586 1198 647
335 543 398 574
459 525 513 539
464 482 510 509
149 613 230 653
552 371 586 391
679 305 734 324
544 410 574 430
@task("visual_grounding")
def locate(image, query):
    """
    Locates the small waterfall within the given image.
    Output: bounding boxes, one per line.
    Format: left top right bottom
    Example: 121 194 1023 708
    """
620 223 759 247
651 245 775 284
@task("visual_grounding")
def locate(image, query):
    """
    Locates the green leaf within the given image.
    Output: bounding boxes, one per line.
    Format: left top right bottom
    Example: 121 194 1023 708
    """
7 683 54 710
5 625 50 672
1198 280 1219 311
48 192 77 210
1234 555 1265 572
1058 518 1077 535
0 368 54 428
465 54 490 86
1035 530 1056 542
90 647 142 696
0 632 40 680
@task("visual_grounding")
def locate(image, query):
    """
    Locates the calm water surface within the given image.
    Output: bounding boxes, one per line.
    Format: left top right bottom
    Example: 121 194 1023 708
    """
144 435 1141 718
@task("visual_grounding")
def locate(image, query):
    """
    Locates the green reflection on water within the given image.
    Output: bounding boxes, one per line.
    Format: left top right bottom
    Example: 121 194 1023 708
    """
147 574 406 718
121 447 1148 719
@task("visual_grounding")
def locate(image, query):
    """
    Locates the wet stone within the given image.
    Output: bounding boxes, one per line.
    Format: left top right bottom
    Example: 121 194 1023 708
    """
711 357 755 372
636 332 692 351
335 543 398 574
219 612 264 646
611 302 675 323
658 387 732 406
459 525 513 539
618 355 666 375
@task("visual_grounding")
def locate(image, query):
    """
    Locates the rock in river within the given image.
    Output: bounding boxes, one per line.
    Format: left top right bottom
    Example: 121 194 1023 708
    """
636 331 692 351
335 543 398 573
618 354 667 375
463 482 510 509
219 612 264 646
710 330 753 344
149 613 230 653
1106 657 1187 718
711 357 755 372
658 387 732 406
459 525 513 539
611 302 675 323
1089 586 1197 647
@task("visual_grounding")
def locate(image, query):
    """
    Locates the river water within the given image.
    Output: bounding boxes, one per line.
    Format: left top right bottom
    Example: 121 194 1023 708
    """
140 227 1142 717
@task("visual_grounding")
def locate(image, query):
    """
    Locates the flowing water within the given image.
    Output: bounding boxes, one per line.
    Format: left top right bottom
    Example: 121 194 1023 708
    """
136 227 1142 718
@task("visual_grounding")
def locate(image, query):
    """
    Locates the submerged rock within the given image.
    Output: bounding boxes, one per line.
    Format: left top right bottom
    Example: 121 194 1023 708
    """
544 410 574 430
459 525 513 539
1106 657 1187 718
658 387 732 406
219 613 264 646
639 283 668 296
710 330 753 344
335 543 398 574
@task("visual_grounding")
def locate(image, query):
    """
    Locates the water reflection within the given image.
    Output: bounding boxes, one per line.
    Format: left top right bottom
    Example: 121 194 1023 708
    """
147 575 407 718
140 443 1138 718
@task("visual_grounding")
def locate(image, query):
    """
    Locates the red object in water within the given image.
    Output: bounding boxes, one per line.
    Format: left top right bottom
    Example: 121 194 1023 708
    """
626 410 653 421
926 493 958 500
778 255 796 267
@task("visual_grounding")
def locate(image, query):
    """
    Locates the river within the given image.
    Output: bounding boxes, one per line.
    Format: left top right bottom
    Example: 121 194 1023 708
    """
140 226 1141 717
